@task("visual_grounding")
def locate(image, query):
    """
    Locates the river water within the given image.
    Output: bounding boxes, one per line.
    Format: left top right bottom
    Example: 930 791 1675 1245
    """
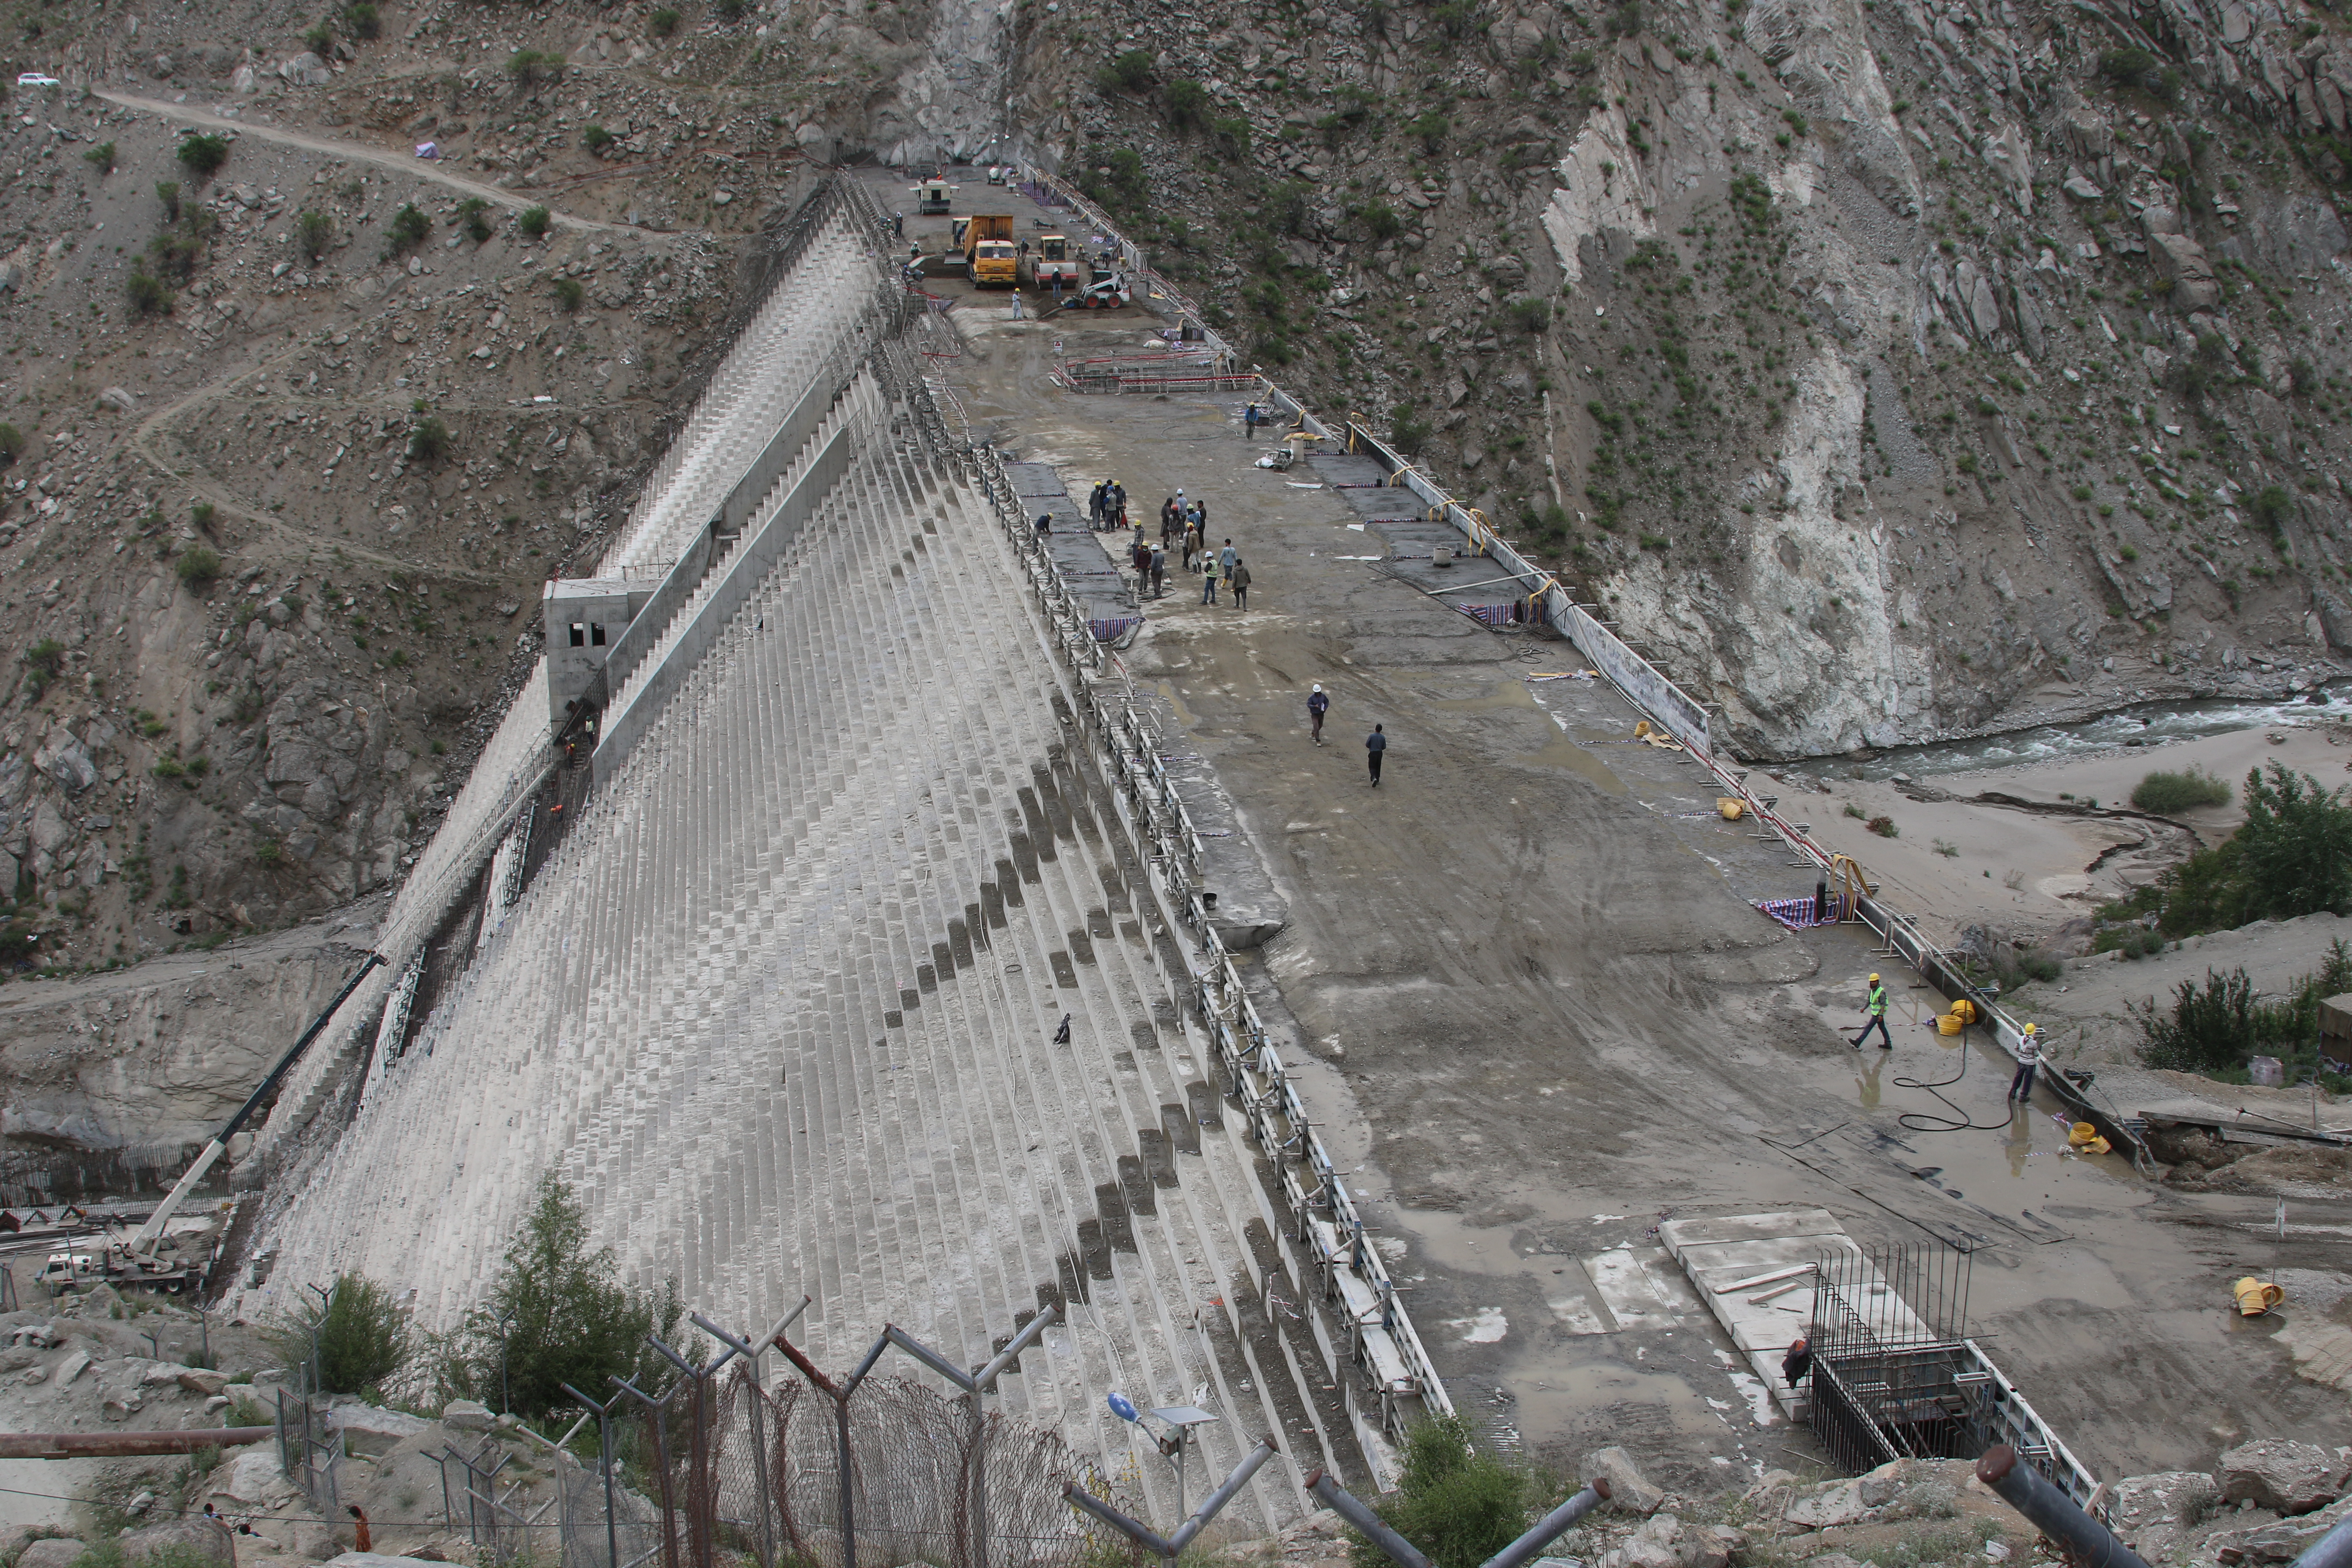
1783 688 2352 784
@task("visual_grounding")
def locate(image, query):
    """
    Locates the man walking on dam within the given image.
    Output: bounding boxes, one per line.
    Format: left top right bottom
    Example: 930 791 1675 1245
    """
1851 973 1892 1050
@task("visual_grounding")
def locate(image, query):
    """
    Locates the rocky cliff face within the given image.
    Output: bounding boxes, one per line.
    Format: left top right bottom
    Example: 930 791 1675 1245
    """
921 0 2352 757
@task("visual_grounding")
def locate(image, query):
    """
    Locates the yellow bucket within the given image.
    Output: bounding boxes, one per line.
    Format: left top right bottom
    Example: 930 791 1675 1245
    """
2235 1277 2286 1316
1937 1013 1963 1036
1951 998 1977 1025
1718 798 1746 821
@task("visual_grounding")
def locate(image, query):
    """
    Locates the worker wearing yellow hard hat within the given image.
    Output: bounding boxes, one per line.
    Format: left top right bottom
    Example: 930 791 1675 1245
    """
1851 972 1892 1050
2007 1022 2041 1104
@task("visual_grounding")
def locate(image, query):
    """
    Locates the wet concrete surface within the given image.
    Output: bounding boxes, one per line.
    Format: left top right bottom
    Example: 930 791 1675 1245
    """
888 171 2352 1491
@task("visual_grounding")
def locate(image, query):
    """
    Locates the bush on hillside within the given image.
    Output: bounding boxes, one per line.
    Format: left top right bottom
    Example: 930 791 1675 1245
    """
2132 768 2231 814
273 1273 410 1394
1347 1414 1537 1568
385 203 429 257
2102 763 2352 939
2137 940 2352 1075
297 209 334 263
440 1176 684 1418
176 133 230 175
518 205 551 239
1164 77 1208 129
1096 48 1153 94
174 546 222 588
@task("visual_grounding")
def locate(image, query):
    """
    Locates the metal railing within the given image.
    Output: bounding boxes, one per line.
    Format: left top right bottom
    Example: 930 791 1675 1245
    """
954 424 1457 1458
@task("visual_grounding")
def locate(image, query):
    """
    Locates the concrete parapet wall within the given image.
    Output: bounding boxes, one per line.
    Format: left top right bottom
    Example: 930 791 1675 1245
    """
594 397 867 783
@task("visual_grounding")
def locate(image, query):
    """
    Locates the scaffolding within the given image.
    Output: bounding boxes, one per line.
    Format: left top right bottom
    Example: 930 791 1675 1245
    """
1808 1243 2098 1504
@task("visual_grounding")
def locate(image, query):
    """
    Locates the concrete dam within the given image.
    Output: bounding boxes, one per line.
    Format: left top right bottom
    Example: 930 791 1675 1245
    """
229 174 1433 1524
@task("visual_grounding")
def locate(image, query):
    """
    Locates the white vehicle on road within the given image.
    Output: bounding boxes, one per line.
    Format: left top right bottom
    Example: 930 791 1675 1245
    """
16 74 61 87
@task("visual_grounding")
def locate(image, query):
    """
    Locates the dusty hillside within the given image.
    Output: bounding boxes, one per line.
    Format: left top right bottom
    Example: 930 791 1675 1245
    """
0 0 867 973
987 0 2352 760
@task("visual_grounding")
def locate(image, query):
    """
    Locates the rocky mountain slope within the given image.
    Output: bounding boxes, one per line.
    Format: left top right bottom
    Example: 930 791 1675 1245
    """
981 0 2352 759
0 0 844 974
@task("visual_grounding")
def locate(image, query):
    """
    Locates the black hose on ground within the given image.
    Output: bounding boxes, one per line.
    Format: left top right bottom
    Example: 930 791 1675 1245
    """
1894 1025 2024 1133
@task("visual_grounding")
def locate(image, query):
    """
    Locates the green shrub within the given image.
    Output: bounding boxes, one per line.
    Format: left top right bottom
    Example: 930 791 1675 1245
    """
407 413 451 463
2132 768 2231 814
2138 942 2352 1074
2099 46 2180 100
385 202 429 256
0 423 22 465
2251 483 2294 544
518 205 551 239
1509 297 1551 332
649 6 680 33
151 757 186 779
582 124 615 154
507 49 562 81
175 546 222 587
126 268 174 317
303 23 333 52
340 3 381 39
1165 77 1208 128
82 141 115 174
2107 763 2352 937
282 1274 411 1395
20 639 64 699
297 209 334 262
254 838 283 864
442 1176 683 1418
1404 110 1449 153
1347 1414 1535 1568
551 276 584 312
154 179 181 221
176 133 230 175
1208 115 1252 159
457 197 492 243
1096 48 1154 94
711 0 749 21
1868 815 1899 838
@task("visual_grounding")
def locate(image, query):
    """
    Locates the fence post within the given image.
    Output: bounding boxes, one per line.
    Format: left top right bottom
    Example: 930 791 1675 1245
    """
690 1300 811 1568
1062 1435 1279 1568
561 1381 628 1568
1305 1470 1611 1568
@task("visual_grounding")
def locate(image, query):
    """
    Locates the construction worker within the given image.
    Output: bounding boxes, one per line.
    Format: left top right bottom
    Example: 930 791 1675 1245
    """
1850 973 1891 1050
1088 481 1107 529
1307 683 1329 744
2008 1023 2041 1104
1245 401 1262 439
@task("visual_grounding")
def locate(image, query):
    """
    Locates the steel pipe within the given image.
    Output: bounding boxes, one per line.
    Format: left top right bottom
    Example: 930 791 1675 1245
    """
2291 1514 2352 1568
0 1427 273 1458
1977 1446 2148 1568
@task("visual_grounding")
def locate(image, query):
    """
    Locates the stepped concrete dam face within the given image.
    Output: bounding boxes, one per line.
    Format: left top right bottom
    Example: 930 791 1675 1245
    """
237 172 2352 1508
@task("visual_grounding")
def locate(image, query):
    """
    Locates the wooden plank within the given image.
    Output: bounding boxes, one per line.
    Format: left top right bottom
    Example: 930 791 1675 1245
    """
1719 1262 1815 1294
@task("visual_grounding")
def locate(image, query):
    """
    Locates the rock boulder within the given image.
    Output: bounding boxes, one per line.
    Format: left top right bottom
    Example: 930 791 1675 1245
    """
119 1517 233 1568
1582 1446 1665 1514
331 1403 432 1456
17 1540 86 1568
2219 1439 2347 1515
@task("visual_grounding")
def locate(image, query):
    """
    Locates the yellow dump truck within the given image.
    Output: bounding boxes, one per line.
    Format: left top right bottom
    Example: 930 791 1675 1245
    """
953 214 1018 288
1021 233 1081 291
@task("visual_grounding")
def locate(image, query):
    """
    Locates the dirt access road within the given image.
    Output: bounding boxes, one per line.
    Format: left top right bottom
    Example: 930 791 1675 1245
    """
97 91 635 234
897 176 2352 1489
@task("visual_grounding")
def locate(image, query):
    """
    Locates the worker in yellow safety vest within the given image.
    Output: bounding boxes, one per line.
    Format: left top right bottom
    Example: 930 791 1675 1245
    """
1850 972 1892 1051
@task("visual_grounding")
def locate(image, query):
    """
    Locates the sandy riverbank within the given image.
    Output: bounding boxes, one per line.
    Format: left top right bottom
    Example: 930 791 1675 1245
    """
1745 717 2352 948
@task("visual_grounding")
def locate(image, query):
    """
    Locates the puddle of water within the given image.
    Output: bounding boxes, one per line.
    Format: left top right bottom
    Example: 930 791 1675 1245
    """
1786 692 2352 783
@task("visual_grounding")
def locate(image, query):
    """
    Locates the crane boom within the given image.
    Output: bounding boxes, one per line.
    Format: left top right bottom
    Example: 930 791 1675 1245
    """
129 951 387 1256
